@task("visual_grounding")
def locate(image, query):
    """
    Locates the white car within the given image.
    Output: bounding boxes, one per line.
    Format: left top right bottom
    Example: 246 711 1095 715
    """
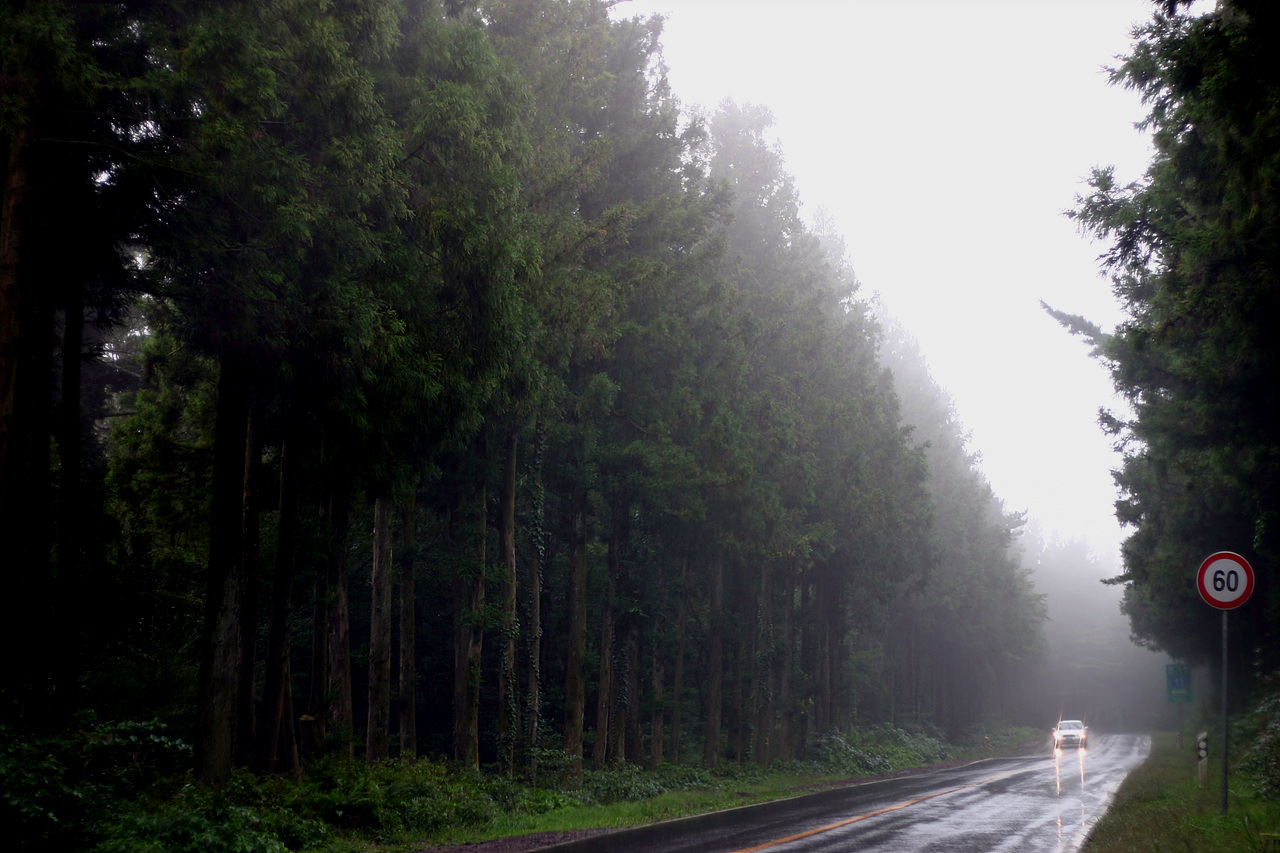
1052 719 1088 750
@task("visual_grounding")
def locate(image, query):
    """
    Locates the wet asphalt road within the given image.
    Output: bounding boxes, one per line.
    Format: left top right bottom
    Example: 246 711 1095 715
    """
540 734 1151 853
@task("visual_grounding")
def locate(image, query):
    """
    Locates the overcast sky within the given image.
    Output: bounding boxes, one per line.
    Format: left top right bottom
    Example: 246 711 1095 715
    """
611 0 1160 564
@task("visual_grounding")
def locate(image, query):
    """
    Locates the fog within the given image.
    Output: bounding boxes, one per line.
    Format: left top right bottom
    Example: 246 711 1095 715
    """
1022 528 1177 733
613 0 1153 560
612 0 1178 733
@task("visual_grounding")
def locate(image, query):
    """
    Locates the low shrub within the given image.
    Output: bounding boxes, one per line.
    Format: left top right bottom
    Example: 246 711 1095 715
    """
807 729 893 776
96 803 290 853
1239 689 1280 799
805 724 955 776
1 725 93 851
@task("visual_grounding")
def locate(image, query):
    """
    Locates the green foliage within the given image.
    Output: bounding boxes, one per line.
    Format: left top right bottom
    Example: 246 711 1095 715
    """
88 758 521 851
578 763 721 805
95 804 296 853
1085 724 1280 853
310 759 499 835
807 725 952 777
78 718 194 792
6 0 1060 816
807 730 893 776
1062 0 1279 672
0 718 193 851
1239 687 1280 799
0 724 88 851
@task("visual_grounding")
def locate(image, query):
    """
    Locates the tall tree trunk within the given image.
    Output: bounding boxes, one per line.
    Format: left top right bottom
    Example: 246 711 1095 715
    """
625 622 641 764
277 654 300 775
814 567 833 734
496 431 518 775
304 489 331 763
670 555 688 765
563 486 589 782
703 555 723 768
593 564 616 769
366 492 393 763
235 405 263 768
754 563 773 766
453 465 486 769
0 125 51 718
0 123 32 501
256 432 301 774
397 490 417 759
778 564 795 762
829 578 847 730
649 561 666 770
524 437 545 783
325 486 355 759
797 577 814 760
732 612 747 763
195 353 250 786
53 278 83 720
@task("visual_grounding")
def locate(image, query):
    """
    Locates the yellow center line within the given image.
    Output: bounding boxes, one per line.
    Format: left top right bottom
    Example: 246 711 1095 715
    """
726 767 1027 853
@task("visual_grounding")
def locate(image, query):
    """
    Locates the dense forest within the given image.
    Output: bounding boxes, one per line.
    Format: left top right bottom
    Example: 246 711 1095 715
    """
1048 0 1279 691
0 0 1049 792
2 1 1276 845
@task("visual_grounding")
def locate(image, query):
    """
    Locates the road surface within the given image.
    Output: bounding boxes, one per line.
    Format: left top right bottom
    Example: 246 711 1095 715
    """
540 733 1150 853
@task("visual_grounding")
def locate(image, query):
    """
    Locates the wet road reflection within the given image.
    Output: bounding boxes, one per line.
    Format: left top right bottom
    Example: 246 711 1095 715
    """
547 734 1151 853
1053 745 1091 851
737 735 1150 853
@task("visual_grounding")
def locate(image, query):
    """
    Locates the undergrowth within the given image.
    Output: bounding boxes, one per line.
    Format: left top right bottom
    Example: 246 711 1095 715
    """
0 720 1034 852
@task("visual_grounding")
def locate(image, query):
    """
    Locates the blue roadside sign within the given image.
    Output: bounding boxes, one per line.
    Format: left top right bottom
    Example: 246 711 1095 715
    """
1167 663 1192 704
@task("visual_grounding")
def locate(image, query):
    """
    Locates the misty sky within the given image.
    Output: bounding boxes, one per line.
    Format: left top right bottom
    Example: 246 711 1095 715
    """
610 0 1162 564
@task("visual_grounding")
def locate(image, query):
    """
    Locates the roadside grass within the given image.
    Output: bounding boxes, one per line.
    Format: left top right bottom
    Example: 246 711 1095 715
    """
4 721 1037 852
426 778 807 848
409 725 1039 850
419 767 852 848
1084 728 1280 853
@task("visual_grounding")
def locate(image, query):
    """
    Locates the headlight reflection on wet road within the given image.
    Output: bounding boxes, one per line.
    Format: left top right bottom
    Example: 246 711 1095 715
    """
1054 744 1090 851
555 735 1150 853
1053 744 1089 793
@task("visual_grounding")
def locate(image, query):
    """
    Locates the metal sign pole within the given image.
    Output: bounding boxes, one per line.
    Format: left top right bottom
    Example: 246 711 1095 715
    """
1194 550 1255 817
1221 610 1228 816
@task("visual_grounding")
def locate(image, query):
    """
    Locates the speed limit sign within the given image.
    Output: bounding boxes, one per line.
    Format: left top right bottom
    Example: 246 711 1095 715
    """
1196 551 1255 610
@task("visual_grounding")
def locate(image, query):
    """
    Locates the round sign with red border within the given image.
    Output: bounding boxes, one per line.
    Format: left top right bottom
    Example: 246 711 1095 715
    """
1196 551 1255 610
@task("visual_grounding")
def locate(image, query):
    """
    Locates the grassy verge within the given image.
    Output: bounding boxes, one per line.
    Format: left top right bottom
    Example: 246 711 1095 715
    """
414 726 1037 850
3 722 1036 852
429 770 843 847
1084 728 1280 853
